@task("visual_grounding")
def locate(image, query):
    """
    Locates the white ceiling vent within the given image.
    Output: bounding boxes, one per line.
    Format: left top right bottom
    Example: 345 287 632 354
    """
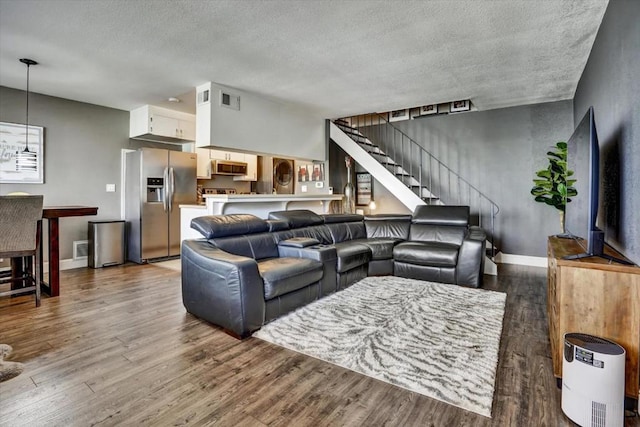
220 91 240 111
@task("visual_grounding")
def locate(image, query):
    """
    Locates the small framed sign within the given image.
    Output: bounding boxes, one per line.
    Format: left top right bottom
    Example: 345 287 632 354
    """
0 121 45 184
389 109 410 122
450 100 470 113
420 104 438 115
356 172 372 206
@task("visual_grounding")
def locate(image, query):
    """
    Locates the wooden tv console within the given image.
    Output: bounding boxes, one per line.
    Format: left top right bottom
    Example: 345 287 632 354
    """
547 236 640 399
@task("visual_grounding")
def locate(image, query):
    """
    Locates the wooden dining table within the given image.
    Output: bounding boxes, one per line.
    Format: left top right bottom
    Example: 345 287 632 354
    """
39 206 99 296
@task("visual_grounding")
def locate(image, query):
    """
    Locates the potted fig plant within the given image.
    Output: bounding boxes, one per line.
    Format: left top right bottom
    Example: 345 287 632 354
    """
531 141 577 233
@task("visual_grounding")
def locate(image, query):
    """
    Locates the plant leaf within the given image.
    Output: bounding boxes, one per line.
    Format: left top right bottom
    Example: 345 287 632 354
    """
557 183 567 196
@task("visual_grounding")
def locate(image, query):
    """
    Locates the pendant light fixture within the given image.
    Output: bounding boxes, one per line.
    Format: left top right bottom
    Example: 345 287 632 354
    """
16 58 38 172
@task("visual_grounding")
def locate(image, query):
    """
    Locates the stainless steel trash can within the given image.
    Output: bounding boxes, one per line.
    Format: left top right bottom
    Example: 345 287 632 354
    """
88 220 125 268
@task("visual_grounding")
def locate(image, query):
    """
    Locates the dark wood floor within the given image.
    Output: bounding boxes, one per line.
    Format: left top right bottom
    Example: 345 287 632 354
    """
0 263 634 426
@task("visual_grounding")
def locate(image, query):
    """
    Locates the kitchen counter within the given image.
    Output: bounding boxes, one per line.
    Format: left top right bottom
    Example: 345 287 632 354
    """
180 193 343 242
203 193 343 217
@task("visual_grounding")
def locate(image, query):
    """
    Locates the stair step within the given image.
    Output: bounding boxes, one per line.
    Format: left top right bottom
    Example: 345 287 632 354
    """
357 143 389 157
335 124 361 136
362 148 387 158
356 139 378 149
421 197 440 204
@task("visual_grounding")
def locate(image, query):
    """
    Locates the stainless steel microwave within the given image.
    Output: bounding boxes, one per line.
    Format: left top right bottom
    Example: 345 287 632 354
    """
212 160 248 176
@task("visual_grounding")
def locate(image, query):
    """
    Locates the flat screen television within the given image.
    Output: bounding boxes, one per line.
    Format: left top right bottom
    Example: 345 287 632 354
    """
563 106 630 264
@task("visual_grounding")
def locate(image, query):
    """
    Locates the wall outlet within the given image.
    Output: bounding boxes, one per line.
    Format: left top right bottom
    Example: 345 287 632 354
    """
106 184 116 192
315 181 324 188
301 185 307 193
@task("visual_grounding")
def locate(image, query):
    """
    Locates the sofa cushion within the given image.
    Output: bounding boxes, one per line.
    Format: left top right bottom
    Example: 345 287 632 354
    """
258 257 324 300
326 222 366 243
211 232 278 261
245 233 279 260
409 224 467 246
333 241 371 273
268 210 324 229
364 214 412 240
290 224 333 245
393 241 459 267
192 214 268 239
351 237 403 260
322 213 363 224
411 205 469 226
266 219 290 232
210 235 253 258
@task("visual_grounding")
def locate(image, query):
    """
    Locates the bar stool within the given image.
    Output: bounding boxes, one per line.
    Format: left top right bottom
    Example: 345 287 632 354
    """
0 195 44 307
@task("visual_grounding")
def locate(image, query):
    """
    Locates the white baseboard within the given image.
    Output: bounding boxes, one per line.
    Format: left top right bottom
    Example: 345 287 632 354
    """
484 257 498 276
42 258 88 272
495 253 547 268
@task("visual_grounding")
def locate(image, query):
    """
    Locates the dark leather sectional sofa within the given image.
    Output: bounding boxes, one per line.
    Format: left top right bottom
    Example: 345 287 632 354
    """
181 205 486 338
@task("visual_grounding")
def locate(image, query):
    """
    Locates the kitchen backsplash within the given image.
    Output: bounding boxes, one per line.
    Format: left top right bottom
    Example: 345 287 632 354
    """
197 175 251 193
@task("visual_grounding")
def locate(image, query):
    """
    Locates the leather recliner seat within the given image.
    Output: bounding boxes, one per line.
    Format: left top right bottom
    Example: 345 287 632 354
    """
183 214 327 338
393 205 486 286
269 211 372 289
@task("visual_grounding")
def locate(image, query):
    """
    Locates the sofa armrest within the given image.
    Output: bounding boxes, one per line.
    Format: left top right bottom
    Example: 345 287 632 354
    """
278 244 337 263
278 244 338 296
456 226 487 288
181 239 265 338
278 237 320 248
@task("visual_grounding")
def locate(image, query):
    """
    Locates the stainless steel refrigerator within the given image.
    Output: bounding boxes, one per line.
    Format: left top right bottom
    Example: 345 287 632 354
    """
125 148 197 263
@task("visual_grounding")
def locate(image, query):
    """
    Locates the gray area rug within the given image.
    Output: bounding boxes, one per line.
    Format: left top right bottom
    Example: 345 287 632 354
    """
253 276 506 417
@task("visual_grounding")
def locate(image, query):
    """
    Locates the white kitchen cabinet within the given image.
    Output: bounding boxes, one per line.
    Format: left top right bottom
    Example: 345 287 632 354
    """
210 150 245 162
178 115 196 141
130 105 195 142
196 148 212 179
233 154 258 181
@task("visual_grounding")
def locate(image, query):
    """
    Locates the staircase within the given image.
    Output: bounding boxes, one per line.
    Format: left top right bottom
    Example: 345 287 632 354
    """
330 115 499 275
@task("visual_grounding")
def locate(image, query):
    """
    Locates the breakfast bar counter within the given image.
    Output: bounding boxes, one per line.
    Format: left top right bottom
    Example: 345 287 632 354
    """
180 194 343 241
204 193 343 216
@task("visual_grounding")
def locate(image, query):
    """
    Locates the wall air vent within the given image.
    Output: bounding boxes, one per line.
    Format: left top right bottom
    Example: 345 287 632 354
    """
197 89 210 105
220 91 240 111
73 240 89 260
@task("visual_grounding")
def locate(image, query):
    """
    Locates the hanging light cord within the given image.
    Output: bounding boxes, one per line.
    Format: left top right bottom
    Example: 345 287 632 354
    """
19 58 37 152
25 62 30 151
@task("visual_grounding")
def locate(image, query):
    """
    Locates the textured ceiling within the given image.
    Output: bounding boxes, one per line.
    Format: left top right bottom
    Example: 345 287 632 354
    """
0 0 608 117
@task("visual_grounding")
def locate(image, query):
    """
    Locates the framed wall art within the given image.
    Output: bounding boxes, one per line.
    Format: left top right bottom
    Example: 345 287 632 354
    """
0 121 44 184
388 109 410 122
450 100 471 113
297 164 314 182
356 172 372 206
420 104 438 115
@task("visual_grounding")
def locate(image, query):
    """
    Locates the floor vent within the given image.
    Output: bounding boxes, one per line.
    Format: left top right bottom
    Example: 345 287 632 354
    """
73 240 89 260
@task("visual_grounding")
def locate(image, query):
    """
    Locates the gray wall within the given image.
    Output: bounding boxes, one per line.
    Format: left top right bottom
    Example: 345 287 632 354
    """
398 101 575 257
0 86 130 260
333 101 574 257
573 0 640 264
203 82 326 161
